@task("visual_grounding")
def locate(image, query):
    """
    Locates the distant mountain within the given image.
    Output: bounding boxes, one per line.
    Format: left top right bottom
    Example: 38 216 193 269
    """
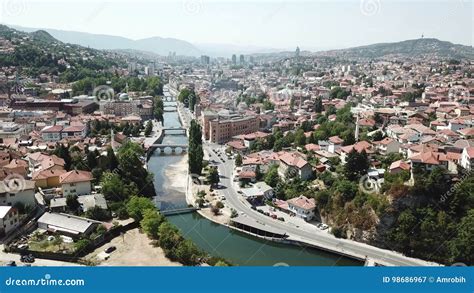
10 25 202 57
195 43 286 57
319 38 473 59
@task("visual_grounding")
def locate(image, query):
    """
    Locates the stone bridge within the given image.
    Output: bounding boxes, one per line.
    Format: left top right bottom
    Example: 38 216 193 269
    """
148 144 188 155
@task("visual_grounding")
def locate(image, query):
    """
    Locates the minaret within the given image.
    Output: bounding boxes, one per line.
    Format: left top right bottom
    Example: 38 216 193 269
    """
355 113 360 142
111 128 115 151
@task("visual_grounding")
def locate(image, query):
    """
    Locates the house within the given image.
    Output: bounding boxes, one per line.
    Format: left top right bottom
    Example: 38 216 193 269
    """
49 197 68 213
254 182 274 199
41 125 63 141
2 159 28 177
278 152 313 180
238 165 257 183
78 194 108 212
37 212 99 238
458 128 474 139
226 140 248 154
61 124 87 139
50 193 107 213
59 170 93 196
328 136 343 153
389 160 411 174
32 169 67 189
460 147 474 171
26 153 65 173
287 195 316 221
410 151 449 171
0 180 36 208
0 206 19 236
241 186 264 200
340 141 373 164
373 137 400 155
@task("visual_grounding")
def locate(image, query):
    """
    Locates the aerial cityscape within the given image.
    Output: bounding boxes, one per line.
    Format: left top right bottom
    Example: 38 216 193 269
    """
0 0 472 273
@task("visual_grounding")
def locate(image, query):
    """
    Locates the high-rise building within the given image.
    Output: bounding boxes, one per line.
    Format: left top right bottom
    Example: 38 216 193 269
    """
231 54 237 65
128 62 137 73
201 55 210 65
239 54 245 65
145 62 155 76
295 46 300 58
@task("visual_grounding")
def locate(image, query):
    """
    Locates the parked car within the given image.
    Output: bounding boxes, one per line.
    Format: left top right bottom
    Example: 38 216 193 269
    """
17 244 28 250
105 246 117 254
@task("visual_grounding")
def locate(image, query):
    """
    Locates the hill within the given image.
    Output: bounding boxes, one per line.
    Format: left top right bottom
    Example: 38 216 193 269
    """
318 38 473 60
10 25 202 57
0 25 125 82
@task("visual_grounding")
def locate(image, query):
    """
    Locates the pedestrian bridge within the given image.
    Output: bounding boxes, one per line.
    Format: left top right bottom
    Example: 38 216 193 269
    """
161 207 198 216
163 106 177 112
162 127 187 135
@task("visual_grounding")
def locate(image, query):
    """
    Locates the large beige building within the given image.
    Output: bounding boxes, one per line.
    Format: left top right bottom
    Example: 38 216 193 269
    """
101 99 153 120
207 115 260 144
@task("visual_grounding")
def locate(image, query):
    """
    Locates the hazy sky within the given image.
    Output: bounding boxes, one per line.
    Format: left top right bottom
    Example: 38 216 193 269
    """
1 0 472 50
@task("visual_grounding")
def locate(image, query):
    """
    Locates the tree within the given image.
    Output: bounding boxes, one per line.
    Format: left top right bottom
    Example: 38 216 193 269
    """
140 209 164 239
264 165 280 187
85 206 111 221
74 239 91 253
207 167 220 187
294 128 306 146
144 120 153 136
117 141 155 197
101 171 137 201
344 150 370 181
372 131 384 142
313 96 323 113
158 222 181 251
235 153 242 167
105 147 119 171
255 165 263 181
335 180 358 201
87 151 98 170
211 205 220 216
273 139 284 151
153 97 164 122
174 239 203 265
66 195 80 213
54 144 72 170
188 91 199 112
126 195 156 221
449 210 474 265
188 120 204 175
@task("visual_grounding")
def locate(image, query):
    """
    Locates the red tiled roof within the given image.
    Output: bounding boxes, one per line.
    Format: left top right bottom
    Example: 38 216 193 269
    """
59 170 93 184
410 151 448 165
287 196 316 210
279 152 308 169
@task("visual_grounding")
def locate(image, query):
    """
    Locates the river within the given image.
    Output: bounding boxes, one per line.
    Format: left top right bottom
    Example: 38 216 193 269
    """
147 94 362 266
